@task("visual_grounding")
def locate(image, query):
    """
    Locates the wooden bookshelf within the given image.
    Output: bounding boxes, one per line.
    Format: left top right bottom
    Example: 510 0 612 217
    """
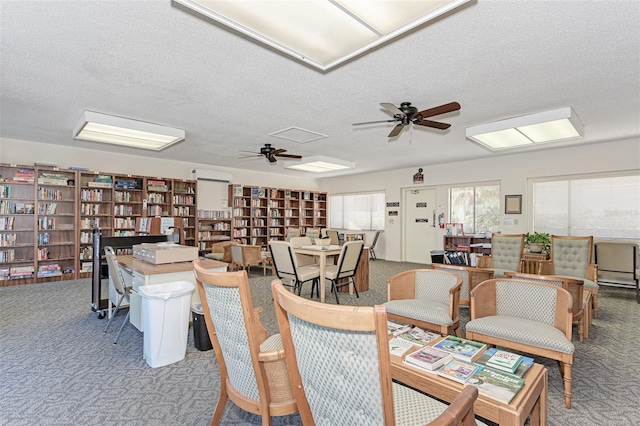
197 209 232 251
172 179 197 246
443 235 492 266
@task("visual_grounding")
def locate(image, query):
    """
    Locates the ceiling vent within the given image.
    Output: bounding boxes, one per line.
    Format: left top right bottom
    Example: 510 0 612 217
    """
269 126 328 143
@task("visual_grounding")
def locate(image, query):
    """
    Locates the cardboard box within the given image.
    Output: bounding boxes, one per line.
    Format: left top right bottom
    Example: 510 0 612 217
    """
132 243 198 265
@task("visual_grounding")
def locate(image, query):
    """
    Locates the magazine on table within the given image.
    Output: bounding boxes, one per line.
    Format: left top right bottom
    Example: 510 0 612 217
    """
404 346 453 371
387 320 412 336
485 349 524 373
432 336 487 362
389 337 416 357
398 326 441 345
437 358 480 384
475 348 534 378
467 365 526 404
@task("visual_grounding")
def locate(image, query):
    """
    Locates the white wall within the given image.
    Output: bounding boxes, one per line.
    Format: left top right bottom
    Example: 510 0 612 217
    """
319 138 640 261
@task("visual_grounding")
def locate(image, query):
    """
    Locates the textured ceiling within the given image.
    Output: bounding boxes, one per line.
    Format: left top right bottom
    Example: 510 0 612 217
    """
1 1 639 178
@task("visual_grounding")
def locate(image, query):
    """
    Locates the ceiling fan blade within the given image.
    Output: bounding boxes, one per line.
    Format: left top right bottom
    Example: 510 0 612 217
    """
353 119 397 125
267 155 277 163
238 149 259 154
381 102 404 116
237 154 261 159
415 119 451 130
418 102 461 118
275 153 302 159
388 123 406 137
272 148 286 155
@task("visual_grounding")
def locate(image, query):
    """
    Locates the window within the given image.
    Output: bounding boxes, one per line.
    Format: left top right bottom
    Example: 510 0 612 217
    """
330 192 385 230
449 184 500 234
533 173 640 239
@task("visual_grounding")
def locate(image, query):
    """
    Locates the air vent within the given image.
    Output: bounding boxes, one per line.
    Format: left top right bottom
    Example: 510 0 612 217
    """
269 126 327 144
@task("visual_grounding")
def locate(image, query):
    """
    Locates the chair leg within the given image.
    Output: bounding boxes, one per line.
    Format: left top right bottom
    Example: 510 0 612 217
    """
563 362 572 409
104 294 124 334
332 280 340 304
351 278 359 298
113 310 130 345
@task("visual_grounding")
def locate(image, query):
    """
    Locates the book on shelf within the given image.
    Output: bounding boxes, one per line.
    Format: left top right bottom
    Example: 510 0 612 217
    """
388 337 416 357
437 358 480 384
485 349 524 374
432 336 487 362
467 365 526 404
387 320 412 336
398 326 442 346
475 348 533 378
404 346 453 371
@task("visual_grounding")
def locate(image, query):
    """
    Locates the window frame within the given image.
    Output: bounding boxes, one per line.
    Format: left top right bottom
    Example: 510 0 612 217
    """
448 181 501 234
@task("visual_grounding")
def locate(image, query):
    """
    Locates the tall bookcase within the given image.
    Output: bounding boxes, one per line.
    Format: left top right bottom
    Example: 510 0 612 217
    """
79 171 114 277
229 184 328 248
172 179 197 246
197 209 232 251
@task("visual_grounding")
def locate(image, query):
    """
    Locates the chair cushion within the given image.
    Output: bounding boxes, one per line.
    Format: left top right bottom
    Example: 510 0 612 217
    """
466 316 575 354
297 265 321 281
383 299 453 326
393 383 486 426
489 268 512 278
205 252 224 260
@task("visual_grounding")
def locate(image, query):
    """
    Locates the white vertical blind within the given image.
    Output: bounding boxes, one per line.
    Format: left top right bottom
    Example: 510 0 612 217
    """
329 192 385 230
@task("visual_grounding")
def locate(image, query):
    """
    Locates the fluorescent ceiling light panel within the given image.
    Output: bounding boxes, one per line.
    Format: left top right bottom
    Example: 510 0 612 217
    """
73 111 185 151
284 156 355 173
174 0 469 71
466 107 584 151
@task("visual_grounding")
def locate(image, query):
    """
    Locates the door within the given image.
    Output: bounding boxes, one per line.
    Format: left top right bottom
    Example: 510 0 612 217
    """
404 188 437 263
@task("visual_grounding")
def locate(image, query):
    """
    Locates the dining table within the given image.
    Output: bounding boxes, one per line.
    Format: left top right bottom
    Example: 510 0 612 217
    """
293 245 343 303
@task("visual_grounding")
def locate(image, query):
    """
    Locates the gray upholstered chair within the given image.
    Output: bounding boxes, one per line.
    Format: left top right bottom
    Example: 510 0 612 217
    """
431 264 494 306
269 241 320 298
192 260 298 424
230 244 264 273
466 278 575 408
505 271 589 342
366 230 381 260
384 269 462 336
103 246 133 344
476 233 525 278
305 228 320 242
286 227 301 241
271 279 482 426
594 240 639 304
325 229 340 245
324 240 364 304
538 235 599 318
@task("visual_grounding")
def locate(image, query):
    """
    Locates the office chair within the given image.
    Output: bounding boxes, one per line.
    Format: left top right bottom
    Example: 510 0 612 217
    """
103 246 132 344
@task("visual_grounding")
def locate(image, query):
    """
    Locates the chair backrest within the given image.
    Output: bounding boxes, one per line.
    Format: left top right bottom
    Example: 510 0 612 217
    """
505 272 583 320
286 228 301 241
594 241 639 279
305 228 320 242
289 236 312 248
104 246 127 296
325 229 340 245
334 241 364 280
369 230 381 248
551 235 593 278
271 279 478 426
269 241 298 280
470 278 573 339
192 261 266 404
491 233 525 271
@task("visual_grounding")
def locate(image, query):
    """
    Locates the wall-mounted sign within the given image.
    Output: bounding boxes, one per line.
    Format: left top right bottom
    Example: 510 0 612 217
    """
388 210 398 216
415 218 429 223
387 202 400 207
413 168 424 184
416 202 428 208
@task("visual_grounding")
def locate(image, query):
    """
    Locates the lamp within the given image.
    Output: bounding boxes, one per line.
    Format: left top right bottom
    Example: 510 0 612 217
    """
174 0 469 71
283 156 355 173
73 111 185 151
466 107 584 151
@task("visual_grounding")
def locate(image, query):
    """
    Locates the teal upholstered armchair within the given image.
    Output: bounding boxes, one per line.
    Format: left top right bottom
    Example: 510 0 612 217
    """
476 233 525 278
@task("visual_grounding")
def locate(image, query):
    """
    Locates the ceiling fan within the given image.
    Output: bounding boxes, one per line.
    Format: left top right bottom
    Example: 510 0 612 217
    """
238 143 302 163
353 101 461 137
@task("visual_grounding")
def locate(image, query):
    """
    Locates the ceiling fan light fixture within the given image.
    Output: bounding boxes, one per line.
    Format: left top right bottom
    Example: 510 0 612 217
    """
284 156 355 173
73 111 185 151
466 107 584 151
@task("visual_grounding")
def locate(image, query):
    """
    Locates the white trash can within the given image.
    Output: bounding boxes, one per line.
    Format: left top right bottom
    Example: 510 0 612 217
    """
139 281 195 368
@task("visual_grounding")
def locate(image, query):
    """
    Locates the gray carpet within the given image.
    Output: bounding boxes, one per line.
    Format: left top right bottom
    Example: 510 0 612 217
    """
1 261 639 425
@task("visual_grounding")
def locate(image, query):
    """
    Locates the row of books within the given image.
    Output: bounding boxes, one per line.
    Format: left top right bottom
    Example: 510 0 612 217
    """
38 173 69 186
0 201 35 214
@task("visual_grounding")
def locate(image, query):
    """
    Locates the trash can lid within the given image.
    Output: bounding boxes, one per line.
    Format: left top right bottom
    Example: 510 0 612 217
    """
138 281 195 300
191 303 204 314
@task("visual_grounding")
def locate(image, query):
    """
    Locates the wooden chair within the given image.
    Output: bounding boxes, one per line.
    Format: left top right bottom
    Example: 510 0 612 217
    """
466 278 575 408
476 233 525 277
538 235 599 318
285 228 301 241
192 261 298 425
384 269 462 336
204 240 236 263
305 228 321 242
271 279 481 426
505 271 589 342
431 264 494 306
230 244 264 273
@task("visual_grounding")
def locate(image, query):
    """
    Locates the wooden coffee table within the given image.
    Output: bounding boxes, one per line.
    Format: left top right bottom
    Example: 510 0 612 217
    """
390 350 547 426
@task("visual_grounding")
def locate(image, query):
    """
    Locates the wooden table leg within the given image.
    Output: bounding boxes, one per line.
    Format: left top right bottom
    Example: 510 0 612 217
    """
319 253 327 303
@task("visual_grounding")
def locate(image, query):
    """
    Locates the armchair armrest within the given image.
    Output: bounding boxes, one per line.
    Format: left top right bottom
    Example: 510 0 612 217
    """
253 307 268 344
387 271 417 301
587 263 598 282
469 280 498 320
449 282 463 323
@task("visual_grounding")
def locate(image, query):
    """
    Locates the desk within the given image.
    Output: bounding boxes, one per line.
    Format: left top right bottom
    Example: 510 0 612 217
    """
391 354 547 426
293 246 342 303
116 255 227 331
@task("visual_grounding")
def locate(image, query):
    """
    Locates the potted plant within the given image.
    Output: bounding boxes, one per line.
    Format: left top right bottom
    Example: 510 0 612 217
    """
524 232 550 254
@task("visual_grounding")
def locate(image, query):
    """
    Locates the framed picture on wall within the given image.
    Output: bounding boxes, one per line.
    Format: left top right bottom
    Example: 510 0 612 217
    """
505 195 522 214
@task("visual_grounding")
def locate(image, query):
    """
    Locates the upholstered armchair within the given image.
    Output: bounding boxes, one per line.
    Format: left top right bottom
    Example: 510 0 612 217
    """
466 278 575 408
476 233 525 278
271 279 482 426
285 228 301 241
431 264 494 306
384 269 462 336
204 240 236 263
192 261 298 425
230 244 264 273
538 235 599 318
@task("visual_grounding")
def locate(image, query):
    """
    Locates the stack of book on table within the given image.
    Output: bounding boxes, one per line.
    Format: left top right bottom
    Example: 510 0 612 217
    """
431 336 487 362
404 346 453 371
